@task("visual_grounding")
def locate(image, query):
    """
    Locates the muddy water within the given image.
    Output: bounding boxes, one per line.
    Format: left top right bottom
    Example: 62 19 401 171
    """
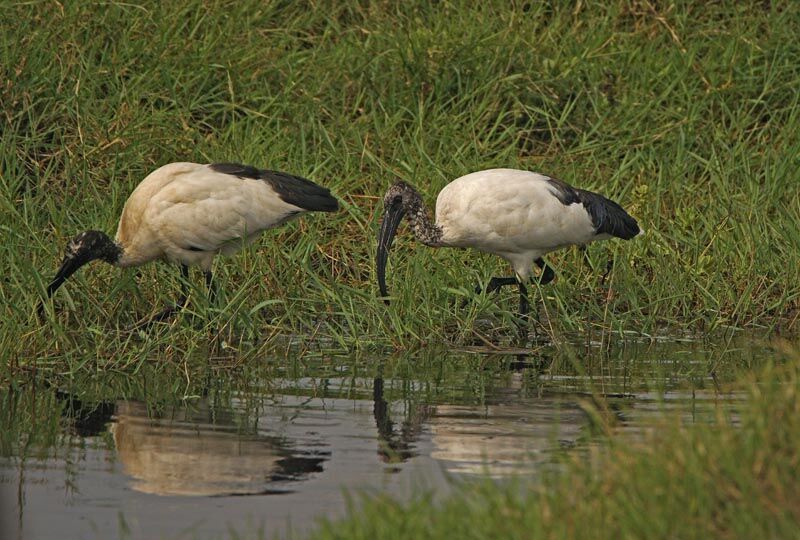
0 339 756 539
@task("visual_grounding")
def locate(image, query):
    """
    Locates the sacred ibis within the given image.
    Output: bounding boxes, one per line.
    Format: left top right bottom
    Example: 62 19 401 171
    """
376 168 641 319
39 162 338 323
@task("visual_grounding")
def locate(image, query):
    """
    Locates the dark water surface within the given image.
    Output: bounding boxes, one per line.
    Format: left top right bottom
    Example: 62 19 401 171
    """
0 338 762 539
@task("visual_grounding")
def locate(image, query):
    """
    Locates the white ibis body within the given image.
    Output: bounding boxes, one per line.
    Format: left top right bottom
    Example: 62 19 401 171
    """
376 168 641 319
40 162 338 322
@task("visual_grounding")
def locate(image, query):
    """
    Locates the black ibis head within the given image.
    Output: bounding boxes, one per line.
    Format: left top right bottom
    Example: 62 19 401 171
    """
376 181 418 304
38 230 121 316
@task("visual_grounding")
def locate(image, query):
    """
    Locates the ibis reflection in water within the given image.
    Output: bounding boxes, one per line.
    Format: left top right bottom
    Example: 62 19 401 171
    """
51 392 328 496
370 368 601 477
376 169 642 321
39 162 338 324
110 400 327 496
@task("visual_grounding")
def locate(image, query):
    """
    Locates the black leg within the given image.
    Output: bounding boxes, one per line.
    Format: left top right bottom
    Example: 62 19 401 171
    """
534 258 555 285
133 265 190 329
600 257 614 286
141 298 186 325
581 246 614 285
463 276 517 308
465 261 550 323
518 281 529 320
486 276 518 294
180 263 190 295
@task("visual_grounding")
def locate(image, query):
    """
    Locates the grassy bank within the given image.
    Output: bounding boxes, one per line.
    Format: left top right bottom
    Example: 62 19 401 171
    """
2 1 799 367
308 343 800 540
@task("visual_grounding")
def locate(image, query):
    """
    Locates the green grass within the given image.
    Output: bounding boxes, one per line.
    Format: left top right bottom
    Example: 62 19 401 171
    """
307 343 800 540
2 1 800 371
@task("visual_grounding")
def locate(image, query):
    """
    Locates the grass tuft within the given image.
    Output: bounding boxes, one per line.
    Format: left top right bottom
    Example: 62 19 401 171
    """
1 1 798 368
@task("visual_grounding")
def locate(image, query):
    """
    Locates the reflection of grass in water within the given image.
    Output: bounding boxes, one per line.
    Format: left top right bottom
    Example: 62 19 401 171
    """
1 340 795 536
1 1 798 369
0 337 770 457
310 345 800 539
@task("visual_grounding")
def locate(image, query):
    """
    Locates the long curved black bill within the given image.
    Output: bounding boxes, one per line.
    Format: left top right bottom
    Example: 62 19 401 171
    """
376 200 405 304
37 256 88 318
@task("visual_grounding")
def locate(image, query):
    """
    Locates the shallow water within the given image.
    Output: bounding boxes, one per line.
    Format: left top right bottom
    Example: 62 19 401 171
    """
0 338 760 539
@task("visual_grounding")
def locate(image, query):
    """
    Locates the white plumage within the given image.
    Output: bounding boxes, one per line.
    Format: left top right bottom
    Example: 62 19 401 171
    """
377 168 642 319
41 162 338 322
115 162 328 269
435 169 608 279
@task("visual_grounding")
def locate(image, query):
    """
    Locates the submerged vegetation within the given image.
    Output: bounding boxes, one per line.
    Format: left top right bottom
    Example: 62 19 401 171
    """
2 1 800 362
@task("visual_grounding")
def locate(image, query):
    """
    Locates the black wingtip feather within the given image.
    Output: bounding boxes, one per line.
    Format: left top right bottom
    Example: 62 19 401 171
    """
543 177 639 240
577 190 640 240
262 170 339 212
210 163 338 213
